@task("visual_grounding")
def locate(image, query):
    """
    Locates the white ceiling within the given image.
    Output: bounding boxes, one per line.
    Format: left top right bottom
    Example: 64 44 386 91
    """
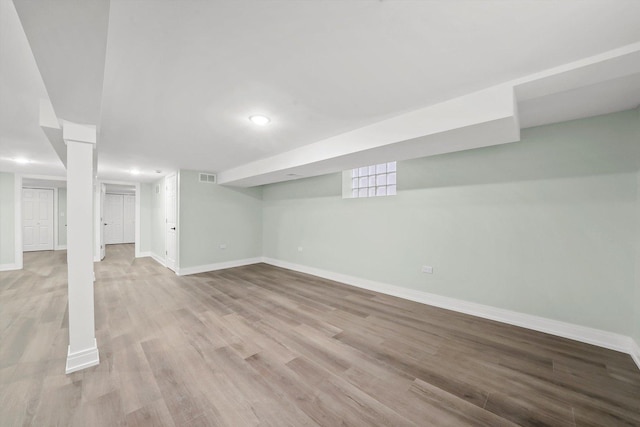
2 0 640 184
0 0 64 177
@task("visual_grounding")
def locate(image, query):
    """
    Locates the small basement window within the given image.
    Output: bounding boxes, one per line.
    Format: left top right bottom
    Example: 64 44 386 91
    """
344 162 396 198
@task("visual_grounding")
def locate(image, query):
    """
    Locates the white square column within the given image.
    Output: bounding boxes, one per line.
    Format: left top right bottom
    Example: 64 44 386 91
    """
64 121 99 374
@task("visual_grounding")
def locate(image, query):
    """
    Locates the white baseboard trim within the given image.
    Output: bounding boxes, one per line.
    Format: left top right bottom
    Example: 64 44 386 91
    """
136 251 152 258
65 339 100 374
630 339 640 371
261 257 640 371
177 257 263 276
149 252 166 267
0 263 20 272
55 245 67 251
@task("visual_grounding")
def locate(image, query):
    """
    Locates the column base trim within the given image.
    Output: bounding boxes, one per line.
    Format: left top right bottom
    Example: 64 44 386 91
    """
0 263 21 272
65 339 99 374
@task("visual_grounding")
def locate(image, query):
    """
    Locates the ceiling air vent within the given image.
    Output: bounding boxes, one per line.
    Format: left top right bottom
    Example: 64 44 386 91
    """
199 173 217 184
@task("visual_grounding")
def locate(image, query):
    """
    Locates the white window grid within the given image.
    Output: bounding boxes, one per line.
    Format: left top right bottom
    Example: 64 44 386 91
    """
351 162 396 198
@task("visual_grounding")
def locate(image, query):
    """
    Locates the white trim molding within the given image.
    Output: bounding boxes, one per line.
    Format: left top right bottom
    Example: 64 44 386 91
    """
177 257 262 276
631 339 640 371
136 251 152 258
149 252 166 267
134 183 141 258
14 174 23 270
53 187 58 251
261 257 640 371
55 245 67 251
65 338 99 374
0 263 20 272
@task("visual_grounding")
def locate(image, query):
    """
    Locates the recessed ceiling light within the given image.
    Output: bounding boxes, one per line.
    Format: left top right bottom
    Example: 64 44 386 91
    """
14 157 31 164
130 169 140 175
249 115 270 126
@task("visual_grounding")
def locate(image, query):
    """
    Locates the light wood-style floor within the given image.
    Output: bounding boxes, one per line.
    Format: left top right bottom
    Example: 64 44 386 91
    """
1 244 639 426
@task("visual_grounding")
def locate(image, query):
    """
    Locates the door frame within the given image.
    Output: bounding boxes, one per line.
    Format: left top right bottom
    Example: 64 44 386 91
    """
19 175 68 246
18 176 104 262
95 180 141 261
13 175 23 270
12 174 68 271
99 183 105 260
103 192 124 246
22 186 56 252
164 172 179 272
103 192 135 245
11 175 142 269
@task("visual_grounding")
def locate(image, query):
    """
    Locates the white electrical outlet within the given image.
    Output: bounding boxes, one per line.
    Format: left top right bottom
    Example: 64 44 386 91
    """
297 246 303 252
219 243 227 250
421 265 433 274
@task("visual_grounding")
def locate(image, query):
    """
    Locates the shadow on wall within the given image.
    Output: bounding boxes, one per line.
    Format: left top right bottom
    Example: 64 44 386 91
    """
222 184 264 200
401 110 640 191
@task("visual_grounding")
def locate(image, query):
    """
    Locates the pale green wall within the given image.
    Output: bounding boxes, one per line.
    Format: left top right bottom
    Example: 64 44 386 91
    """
178 169 262 269
58 188 67 246
139 183 152 254
151 177 166 259
262 110 640 336
0 172 15 265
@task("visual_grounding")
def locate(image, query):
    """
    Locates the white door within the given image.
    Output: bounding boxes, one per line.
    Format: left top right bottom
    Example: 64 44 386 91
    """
165 174 177 271
104 194 124 244
123 194 135 243
23 188 54 252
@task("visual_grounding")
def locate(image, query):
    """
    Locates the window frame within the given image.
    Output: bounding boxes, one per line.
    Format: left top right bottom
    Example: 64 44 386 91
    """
343 161 397 199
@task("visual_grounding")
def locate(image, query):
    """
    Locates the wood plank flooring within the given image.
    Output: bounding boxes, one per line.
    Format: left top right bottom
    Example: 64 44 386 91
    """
1 244 639 426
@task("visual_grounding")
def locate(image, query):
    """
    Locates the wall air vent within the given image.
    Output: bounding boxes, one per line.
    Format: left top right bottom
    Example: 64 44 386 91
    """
199 173 217 184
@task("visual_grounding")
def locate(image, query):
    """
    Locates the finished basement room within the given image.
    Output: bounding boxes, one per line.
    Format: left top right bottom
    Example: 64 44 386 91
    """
1 0 640 426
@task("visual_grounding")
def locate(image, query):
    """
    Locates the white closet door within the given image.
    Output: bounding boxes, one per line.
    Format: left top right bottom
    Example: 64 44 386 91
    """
23 188 54 252
104 194 124 244
165 174 177 271
123 194 135 243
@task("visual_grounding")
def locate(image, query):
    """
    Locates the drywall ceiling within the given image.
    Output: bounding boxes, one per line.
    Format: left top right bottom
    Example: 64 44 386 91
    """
4 0 640 184
0 0 64 177
11 0 109 126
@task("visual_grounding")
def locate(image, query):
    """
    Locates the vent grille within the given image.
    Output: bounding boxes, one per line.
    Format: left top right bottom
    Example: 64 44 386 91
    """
199 173 217 184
